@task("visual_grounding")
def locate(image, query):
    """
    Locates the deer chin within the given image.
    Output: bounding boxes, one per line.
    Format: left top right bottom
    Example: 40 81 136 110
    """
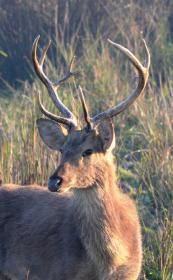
58 176 77 193
58 186 72 193
58 173 95 192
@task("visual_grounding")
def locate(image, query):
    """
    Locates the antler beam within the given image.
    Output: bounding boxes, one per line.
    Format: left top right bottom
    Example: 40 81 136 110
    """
32 35 78 128
91 39 150 124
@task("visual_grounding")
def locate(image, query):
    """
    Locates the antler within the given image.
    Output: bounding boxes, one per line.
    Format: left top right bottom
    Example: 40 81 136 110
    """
78 86 92 130
33 36 150 129
91 39 150 124
79 39 150 126
32 35 78 128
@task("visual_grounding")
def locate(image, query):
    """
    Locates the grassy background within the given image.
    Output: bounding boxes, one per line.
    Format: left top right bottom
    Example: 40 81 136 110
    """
0 1 173 279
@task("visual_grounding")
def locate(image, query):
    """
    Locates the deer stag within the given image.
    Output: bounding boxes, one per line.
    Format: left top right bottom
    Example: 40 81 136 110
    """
0 35 150 280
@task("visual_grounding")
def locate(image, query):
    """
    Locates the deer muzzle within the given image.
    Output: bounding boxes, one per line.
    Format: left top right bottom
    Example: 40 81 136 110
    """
48 174 63 192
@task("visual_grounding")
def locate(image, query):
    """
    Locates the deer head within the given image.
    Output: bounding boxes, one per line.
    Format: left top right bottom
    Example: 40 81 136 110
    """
32 35 150 192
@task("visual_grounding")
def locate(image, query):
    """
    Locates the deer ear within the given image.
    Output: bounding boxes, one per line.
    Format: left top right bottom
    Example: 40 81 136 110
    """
36 118 67 150
97 119 115 152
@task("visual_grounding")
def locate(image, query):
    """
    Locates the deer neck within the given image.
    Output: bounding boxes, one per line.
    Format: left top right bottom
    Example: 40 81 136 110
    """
72 159 120 269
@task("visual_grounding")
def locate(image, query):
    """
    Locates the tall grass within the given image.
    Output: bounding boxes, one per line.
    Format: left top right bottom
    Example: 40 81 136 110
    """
0 36 172 279
1 0 173 89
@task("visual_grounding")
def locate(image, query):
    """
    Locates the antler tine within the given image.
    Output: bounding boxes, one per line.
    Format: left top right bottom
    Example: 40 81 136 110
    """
36 92 74 127
40 39 51 67
92 39 150 124
54 56 78 88
32 35 77 128
78 86 92 129
142 39 150 70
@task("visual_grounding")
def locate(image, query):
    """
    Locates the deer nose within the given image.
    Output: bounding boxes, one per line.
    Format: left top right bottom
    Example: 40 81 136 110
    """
48 175 63 192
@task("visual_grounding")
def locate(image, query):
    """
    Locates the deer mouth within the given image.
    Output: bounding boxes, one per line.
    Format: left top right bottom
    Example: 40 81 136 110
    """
48 175 62 192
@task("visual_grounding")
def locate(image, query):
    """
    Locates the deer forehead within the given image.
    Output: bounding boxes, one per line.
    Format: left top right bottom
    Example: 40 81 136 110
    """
63 129 102 152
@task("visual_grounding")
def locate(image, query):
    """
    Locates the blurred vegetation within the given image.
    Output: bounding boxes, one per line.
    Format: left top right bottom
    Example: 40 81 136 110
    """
0 0 173 279
0 0 173 89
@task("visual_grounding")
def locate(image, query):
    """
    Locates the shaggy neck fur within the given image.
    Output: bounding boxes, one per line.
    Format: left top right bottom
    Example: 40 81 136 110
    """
72 156 125 276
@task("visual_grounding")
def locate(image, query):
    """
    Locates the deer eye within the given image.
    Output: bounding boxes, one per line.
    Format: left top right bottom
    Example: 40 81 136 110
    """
82 149 93 157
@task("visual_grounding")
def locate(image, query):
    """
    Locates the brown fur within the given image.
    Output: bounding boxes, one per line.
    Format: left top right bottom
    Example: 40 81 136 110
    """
0 120 142 280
